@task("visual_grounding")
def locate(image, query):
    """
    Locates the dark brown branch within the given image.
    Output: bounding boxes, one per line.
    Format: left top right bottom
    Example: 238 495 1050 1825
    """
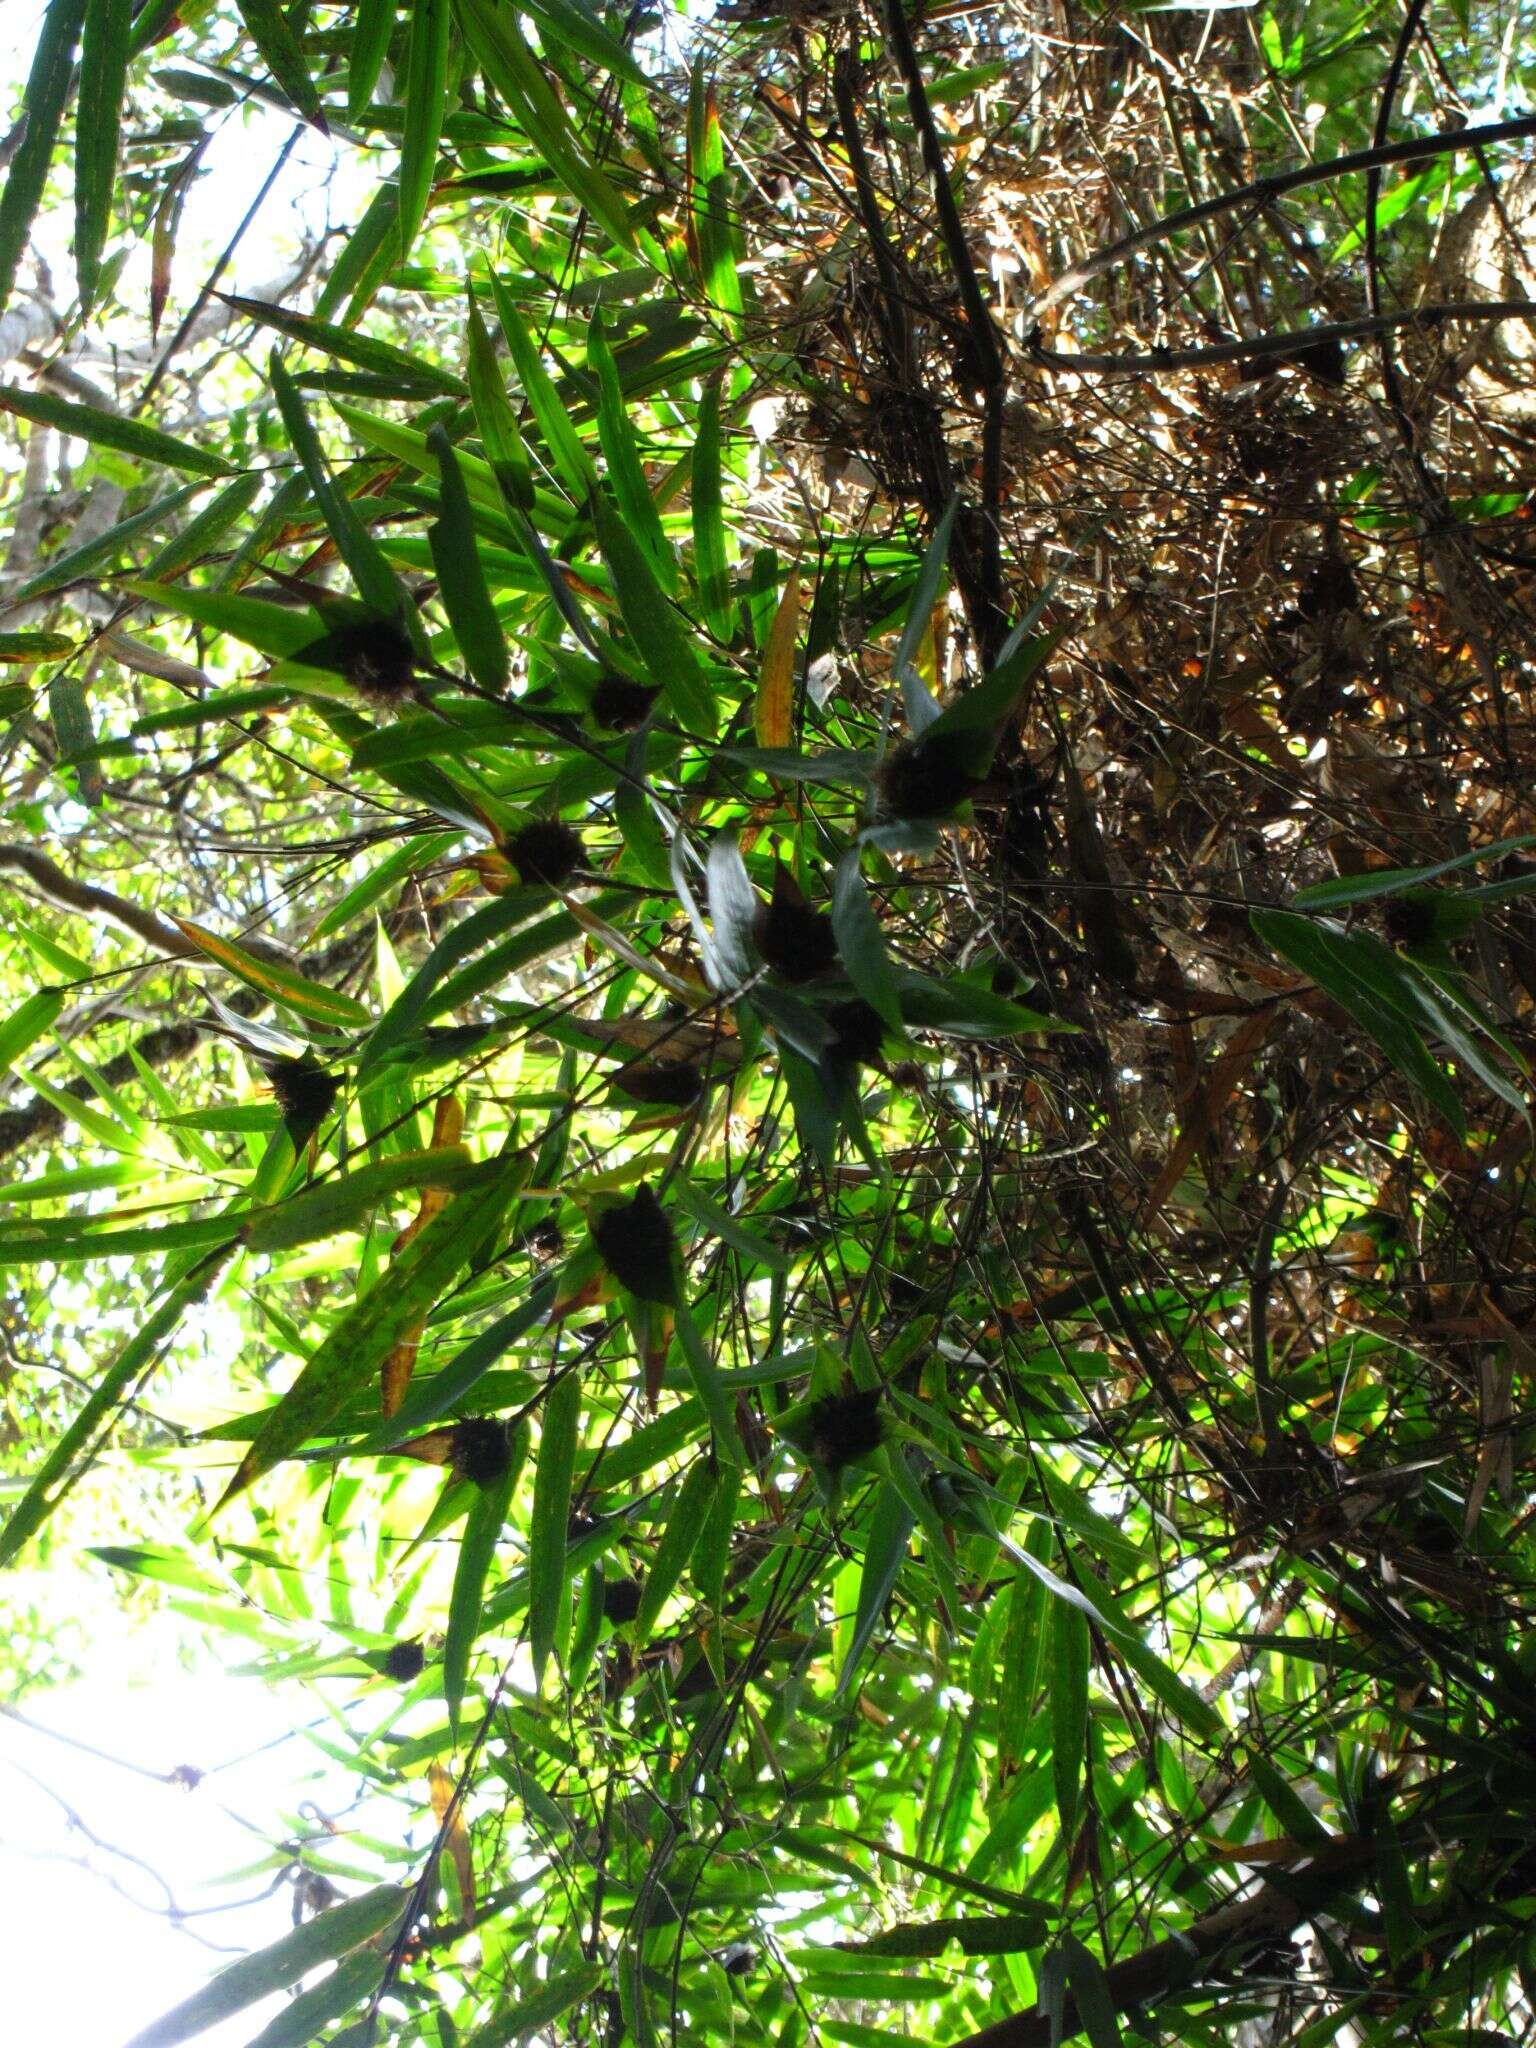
1028 115 1536 322
1028 299 1536 376
947 1841 1374 2048
878 0 1007 662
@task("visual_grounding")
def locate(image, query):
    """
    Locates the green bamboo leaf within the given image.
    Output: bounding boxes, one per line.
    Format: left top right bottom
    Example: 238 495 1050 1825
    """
10 481 207 604
174 918 373 1031
0 629 74 663
269 353 410 625
122 578 326 661
455 0 636 253
0 384 229 479
428 422 510 692
466 292 534 511
462 1961 604 2048
48 671 103 806
217 1179 497 1507
691 378 731 640
243 1147 484 1254
481 270 598 502
592 490 716 734
399 0 450 256
832 848 903 1029
633 1458 717 1645
0 1249 231 1568
1251 909 1465 1136
0 0 88 314
0 990 64 1074
143 474 264 581
75 0 131 311
673 1301 744 1467
242 1943 380 2048
670 1176 790 1272
588 306 671 592
215 293 463 395
838 1478 914 1694
1060 1934 1126 2048
529 1369 581 1686
123 1885 407 2048
1051 1596 1090 1842
234 0 327 128
347 0 397 121
519 0 645 89
444 1424 526 1735
686 65 743 326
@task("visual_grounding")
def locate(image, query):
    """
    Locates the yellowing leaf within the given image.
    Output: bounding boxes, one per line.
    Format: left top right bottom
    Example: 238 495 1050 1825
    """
175 919 371 1031
756 564 800 749
428 1761 477 1926
382 1095 465 1418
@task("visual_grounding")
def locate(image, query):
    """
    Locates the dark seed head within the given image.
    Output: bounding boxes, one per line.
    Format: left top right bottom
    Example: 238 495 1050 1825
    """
755 867 838 982
265 1058 339 1130
613 1059 703 1108
602 1576 643 1625
1298 557 1358 621
449 1417 513 1488
507 819 584 888
523 1218 565 1263
326 616 418 705
807 1385 885 1472
827 998 886 1068
590 674 659 730
876 730 982 820
1384 894 1439 950
593 1184 677 1304
383 1639 425 1683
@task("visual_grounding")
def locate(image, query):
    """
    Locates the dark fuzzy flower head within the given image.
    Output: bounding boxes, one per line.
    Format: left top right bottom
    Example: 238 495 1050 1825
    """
326 616 418 705
601 1576 643 1626
265 1058 339 1131
614 1059 703 1108
876 730 983 821
593 1184 677 1304
523 1218 565 1263
590 674 659 730
807 1385 885 1473
755 868 838 982
383 1639 426 1683
507 819 584 888
1384 894 1440 950
449 1417 513 1488
827 997 886 1068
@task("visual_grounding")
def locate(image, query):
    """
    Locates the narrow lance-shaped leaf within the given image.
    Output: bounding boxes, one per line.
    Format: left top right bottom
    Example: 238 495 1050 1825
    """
633 1458 718 1645
1051 1595 1090 1843
756 562 799 748
75 0 131 311
466 292 534 511
0 0 88 314
529 1369 581 1686
234 0 327 128
0 1248 232 1570
216 1178 500 1507
123 1885 408 2048
347 0 396 121
268 352 412 627
692 378 732 640
588 306 672 592
400 0 448 256
838 1476 915 1694
445 1423 527 1736
0 383 229 480
428 422 510 693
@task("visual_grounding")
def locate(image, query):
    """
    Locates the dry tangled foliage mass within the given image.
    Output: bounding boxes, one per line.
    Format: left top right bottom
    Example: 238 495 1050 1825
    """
5 3 1536 2046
